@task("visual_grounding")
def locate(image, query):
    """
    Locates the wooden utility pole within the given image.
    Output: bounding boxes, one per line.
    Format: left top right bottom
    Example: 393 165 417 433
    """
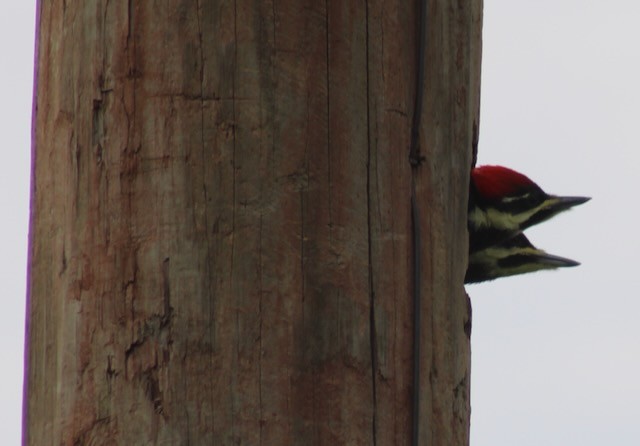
25 1 482 444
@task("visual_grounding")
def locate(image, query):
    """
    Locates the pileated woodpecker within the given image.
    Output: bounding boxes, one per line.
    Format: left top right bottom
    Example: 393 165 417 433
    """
465 233 579 284
468 165 590 253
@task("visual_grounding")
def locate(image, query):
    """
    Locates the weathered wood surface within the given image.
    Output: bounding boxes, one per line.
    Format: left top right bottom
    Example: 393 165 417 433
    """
25 1 482 444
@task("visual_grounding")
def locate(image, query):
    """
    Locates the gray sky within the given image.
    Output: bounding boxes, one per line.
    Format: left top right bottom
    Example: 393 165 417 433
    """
3 1 638 444
472 1 640 445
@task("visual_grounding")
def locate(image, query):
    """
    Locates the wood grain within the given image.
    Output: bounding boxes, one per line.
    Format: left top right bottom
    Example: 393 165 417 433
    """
26 0 482 444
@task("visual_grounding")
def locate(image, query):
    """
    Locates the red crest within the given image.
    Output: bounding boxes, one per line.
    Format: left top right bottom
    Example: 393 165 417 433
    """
471 165 536 201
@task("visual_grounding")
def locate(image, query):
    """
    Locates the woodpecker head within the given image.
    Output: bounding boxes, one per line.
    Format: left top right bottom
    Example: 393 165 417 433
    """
465 233 580 284
468 165 590 252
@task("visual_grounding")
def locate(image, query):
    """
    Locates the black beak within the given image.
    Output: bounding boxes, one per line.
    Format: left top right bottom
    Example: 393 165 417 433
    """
530 252 581 268
525 195 591 228
549 195 591 212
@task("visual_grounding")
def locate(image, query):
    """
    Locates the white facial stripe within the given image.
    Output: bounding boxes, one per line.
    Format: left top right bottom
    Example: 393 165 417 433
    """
501 192 531 203
469 245 540 264
470 198 561 230
468 245 557 278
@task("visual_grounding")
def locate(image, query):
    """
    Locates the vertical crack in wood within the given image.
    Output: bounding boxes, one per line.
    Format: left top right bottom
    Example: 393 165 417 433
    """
230 0 239 441
258 213 264 445
126 0 132 44
325 0 333 235
121 0 138 389
364 0 378 444
194 1 217 436
160 259 173 339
